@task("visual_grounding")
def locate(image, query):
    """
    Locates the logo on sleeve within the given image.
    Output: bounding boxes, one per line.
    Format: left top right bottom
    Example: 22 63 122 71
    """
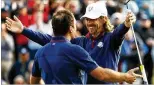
97 42 103 48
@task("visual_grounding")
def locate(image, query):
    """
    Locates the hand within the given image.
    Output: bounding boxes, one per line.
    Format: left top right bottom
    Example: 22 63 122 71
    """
5 15 24 33
124 11 136 28
125 67 142 84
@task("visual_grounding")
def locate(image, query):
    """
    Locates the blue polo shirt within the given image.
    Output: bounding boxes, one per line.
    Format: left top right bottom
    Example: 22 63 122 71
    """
23 24 129 84
32 36 98 84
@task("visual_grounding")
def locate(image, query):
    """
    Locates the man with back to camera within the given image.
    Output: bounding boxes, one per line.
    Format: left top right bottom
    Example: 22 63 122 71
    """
5 1 138 84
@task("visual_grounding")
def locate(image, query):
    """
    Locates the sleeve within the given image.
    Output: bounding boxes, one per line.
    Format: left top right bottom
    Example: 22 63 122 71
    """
68 45 98 74
71 36 86 48
111 23 129 49
22 28 52 46
71 37 82 45
32 51 41 77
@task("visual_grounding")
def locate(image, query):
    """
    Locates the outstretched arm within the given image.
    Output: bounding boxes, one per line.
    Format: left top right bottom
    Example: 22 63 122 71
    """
71 45 142 84
22 28 52 46
5 16 52 46
90 67 142 84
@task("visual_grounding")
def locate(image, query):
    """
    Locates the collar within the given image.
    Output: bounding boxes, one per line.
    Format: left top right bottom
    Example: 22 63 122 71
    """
86 32 104 40
50 36 70 43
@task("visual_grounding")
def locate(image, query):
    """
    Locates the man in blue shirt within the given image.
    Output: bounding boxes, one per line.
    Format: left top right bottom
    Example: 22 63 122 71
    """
5 1 138 84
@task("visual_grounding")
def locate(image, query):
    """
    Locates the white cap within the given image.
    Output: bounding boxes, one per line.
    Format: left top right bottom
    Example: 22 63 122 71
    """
81 1 107 19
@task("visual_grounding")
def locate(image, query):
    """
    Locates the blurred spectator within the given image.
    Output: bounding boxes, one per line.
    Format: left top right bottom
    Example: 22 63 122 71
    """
118 0 139 15
1 23 14 81
25 60 34 84
136 13 154 84
119 29 148 72
18 6 34 27
106 0 117 16
28 11 52 59
63 0 81 20
8 48 30 84
2 79 8 85
27 0 35 10
15 6 33 59
13 75 25 84
136 0 154 18
110 12 124 27
10 0 26 18
28 0 44 23
1 7 10 23
43 0 62 22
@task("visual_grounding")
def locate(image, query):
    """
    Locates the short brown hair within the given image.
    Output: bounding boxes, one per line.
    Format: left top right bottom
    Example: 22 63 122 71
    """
52 9 75 36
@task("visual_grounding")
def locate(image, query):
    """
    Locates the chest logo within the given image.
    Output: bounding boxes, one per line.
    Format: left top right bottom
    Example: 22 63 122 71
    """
97 42 103 48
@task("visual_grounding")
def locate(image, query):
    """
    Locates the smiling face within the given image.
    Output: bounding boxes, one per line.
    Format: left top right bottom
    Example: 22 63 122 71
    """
84 17 106 37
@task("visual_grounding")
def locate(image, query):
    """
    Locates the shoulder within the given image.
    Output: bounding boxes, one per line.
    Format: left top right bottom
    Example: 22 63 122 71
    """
70 44 84 50
70 44 88 55
35 43 51 58
71 36 86 41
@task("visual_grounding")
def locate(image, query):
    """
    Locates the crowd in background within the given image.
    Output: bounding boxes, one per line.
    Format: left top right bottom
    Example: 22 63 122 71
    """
1 0 154 84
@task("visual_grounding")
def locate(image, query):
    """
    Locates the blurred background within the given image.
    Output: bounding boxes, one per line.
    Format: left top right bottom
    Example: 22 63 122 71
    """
1 0 154 84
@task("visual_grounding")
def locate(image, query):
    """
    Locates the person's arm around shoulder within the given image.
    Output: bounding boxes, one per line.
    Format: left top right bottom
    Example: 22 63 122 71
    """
90 66 142 84
5 16 52 46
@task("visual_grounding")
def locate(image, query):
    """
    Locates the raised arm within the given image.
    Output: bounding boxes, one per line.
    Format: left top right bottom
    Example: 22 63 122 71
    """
5 16 52 46
111 11 136 49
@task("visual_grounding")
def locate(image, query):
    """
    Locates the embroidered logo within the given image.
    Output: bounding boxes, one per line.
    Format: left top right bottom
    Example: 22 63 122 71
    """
97 42 103 48
88 6 93 12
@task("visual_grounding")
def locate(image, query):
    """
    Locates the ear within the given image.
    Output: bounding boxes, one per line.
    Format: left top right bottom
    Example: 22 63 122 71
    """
103 16 108 22
69 26 73 33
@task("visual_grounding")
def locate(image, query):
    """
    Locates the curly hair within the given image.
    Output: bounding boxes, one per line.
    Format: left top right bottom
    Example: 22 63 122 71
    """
104 18 114 32
100 16 114 32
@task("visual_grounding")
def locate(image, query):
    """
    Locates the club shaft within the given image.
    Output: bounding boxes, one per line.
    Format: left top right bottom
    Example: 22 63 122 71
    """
130 24 148 84
130 25 142 64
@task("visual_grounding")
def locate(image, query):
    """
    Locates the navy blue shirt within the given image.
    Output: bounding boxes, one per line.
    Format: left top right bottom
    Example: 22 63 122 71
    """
23 24 129 84
32 36 98 84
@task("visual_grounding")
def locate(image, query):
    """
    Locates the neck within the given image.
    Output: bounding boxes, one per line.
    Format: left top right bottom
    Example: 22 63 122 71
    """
65 33 71 41
92 31 104 38
92 33 101 38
